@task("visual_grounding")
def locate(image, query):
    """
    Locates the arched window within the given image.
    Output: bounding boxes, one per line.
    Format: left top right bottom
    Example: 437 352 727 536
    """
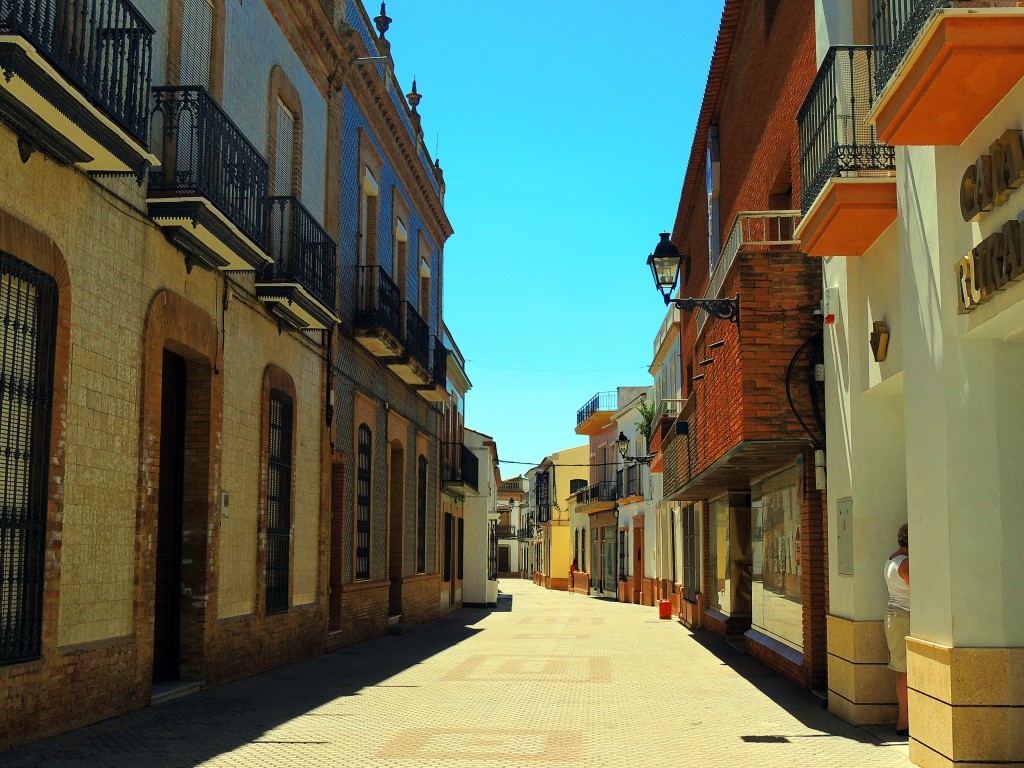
356 424 372 580
265 389 293 613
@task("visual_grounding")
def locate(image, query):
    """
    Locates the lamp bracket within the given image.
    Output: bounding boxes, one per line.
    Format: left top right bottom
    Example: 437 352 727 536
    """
669 295 740 327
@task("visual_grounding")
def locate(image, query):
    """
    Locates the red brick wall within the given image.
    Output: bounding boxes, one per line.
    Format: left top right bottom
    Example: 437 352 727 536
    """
401 573 441 625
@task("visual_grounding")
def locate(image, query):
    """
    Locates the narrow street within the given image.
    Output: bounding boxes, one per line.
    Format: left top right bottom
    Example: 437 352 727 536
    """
3 580 913 768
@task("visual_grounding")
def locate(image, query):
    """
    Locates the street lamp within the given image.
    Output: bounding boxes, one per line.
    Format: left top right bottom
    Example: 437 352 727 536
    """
617 431 654 466
647 232 740 326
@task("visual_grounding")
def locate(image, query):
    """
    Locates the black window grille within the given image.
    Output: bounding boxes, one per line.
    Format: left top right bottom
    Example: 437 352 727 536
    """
618 530 627 581
457 517 464 581
581 531 586 573
535 471 550 523
443 513 452 582
487 521 498 580
265 390 292 614
0 253 57 665
683 504 699 602
416 455 427 573
356 424 372 580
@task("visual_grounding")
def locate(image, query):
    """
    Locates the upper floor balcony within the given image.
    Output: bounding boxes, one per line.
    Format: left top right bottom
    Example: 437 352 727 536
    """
868 0 1024 145
495 525 517 539
572 480 618 515
575 391 616 435
354 265 403 357
256 196 339 331
148 86 271 274
416 334 448 402
0 0 158 176
443 442 478 497
387 301 431 385
795 46 897 258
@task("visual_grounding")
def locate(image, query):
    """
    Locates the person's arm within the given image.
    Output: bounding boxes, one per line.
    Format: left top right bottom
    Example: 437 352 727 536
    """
898 556 909 586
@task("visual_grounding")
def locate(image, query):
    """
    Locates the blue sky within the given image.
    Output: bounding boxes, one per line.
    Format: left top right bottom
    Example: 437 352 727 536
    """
384 2 725 474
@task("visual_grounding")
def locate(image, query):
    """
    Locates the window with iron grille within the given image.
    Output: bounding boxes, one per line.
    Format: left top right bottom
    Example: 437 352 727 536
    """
535 471 550 523
683 504 699 603
265 390 293 614
443 513 452 582
0 253 57 665
457 517 464 581
487 521 498 580
416 455 426 573
356 424 372 580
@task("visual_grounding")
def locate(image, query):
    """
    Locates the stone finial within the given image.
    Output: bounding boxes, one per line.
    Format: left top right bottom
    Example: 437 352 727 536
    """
374 3 392 38
406 77 422 113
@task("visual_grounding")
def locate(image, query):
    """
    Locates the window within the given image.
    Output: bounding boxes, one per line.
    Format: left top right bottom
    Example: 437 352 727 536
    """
457 517 464 581
267 67 303 200
443 513 453 582
569 478 586 495
356 425 372 580
416 455 427 573
418 255 431 323
274 99 296 197
683 505 699 602
181 0 214 89
0 253 57 664
265 390 293 614
360 168 379 267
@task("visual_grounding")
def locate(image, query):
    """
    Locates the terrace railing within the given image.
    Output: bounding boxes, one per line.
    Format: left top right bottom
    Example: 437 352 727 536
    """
871 0 949 90
355 265 402 341
266 196 337 311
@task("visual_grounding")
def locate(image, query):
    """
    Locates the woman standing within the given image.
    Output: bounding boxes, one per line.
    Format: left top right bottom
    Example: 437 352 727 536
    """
884 523 910 736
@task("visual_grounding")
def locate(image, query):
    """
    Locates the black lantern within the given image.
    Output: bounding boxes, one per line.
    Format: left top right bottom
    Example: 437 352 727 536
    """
616 431 630 460
646 232 741 327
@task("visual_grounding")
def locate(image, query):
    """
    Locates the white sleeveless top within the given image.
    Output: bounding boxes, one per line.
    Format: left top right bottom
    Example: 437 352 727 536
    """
885 554 910 611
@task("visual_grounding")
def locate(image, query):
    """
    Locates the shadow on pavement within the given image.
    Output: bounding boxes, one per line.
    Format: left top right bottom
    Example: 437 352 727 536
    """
3 614 486 768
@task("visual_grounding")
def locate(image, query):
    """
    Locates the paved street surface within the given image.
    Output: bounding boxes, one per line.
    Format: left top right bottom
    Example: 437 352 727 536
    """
4 580 913 767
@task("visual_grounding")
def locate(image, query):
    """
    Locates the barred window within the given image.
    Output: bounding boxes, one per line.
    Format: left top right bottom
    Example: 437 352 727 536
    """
416 455 426 574
265 390 293 614
356 425 371 580
0 253 57 665
683 504 699 603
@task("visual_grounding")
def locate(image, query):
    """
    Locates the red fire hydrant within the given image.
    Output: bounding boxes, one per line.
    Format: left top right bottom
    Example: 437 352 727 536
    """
658 599 672 620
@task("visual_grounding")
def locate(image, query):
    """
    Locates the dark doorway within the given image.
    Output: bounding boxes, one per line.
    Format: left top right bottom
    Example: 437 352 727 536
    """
154 350 186 684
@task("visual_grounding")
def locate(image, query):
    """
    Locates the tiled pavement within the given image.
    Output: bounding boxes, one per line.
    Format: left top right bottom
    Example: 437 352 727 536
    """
3 581 913 767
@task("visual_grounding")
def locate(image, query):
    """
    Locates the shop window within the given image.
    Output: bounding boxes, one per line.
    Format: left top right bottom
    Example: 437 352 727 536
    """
0 253 57 665
356 424 372 580
265 390 293 614
751 464 802 650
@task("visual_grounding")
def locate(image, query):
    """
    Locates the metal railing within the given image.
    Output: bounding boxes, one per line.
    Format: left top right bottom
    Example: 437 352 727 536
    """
354 265 402 341
572 481 618 507
698 210 801 336
576 391 616 427
402 302 429 369
656 397 685 424
653 306 680 359
150 87 268 248
427 335 447 387
265 196 336 312
871 0 949 90
495 525 517 539
0 0 155 143
443 443 478 491
798 46 895 214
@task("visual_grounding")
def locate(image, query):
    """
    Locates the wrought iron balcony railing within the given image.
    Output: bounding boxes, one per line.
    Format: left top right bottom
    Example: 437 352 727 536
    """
871 0 949 90
355 265 402 341
150 87 269 248
265 196 337 311
402 302 430 369
0 0 154 143
429 335 447 386
576 391 616 427
798 46 895 214
495 525 517 539
443 443 478 492
572 481 619 506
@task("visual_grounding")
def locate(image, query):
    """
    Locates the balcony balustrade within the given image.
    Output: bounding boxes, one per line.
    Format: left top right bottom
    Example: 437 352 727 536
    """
575 391 617 435
416 335 448 402
495 525 517 539
256 196 338 331
572 481 618 514
443 443 478 496
869 0 1024 145
796 46 896 257
354 265 403 357
0 0 157 174
387 301 431 385
148 86 271 272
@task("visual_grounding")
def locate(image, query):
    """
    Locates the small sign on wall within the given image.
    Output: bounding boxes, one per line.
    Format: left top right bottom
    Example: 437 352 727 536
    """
837 497 854 575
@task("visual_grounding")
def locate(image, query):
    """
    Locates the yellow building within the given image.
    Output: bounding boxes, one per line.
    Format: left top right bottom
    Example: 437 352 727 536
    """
534 445 588 591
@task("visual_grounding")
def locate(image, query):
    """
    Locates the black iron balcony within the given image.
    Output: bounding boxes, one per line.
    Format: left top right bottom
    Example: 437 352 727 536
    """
256 196 338 331
495 525 517 539
354 265 403 357
416 335 448 402
575 391 617 435
443 443 478 496
871 0 948 90
0 0 156 175
572 481 618 513
149 86 270 272
517 524 534 541
403 303 430 369
798 46 895 214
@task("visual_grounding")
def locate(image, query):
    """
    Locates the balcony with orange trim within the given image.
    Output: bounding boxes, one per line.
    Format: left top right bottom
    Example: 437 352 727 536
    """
796 46 896 258
868 1 1024 146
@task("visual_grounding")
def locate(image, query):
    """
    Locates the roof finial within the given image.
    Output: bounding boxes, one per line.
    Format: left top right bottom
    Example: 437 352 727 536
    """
374 3 392 38
406 77 422 113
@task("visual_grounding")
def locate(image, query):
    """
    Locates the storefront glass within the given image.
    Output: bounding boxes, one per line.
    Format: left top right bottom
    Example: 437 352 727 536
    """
708 495 730 612
751 464 802 650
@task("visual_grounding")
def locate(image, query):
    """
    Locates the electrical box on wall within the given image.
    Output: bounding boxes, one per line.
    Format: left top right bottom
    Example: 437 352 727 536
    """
822 287 839 325
221 491 230 517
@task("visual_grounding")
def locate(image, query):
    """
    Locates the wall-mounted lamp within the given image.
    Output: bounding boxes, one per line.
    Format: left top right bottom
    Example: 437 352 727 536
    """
870 320 890 362
647 232 740 327
616 431 655 466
